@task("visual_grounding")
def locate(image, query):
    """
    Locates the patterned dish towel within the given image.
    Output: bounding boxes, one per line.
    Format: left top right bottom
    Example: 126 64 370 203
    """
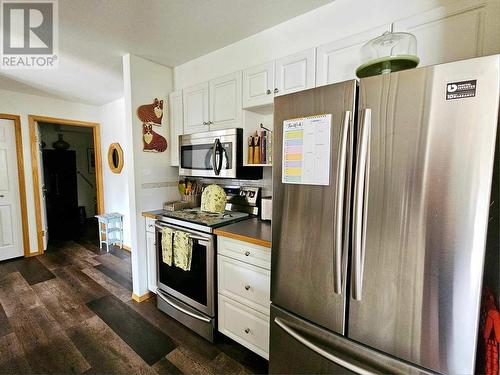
161 227 174 265
173 231 193 271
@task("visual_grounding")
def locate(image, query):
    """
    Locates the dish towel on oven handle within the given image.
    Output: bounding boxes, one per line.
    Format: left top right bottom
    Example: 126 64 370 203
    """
173 231 193 271
161 227 174 266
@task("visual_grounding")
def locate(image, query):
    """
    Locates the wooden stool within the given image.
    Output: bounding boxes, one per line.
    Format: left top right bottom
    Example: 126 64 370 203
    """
95 213 124 252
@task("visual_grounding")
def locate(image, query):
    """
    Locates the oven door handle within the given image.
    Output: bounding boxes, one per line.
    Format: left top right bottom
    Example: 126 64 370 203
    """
154 223 209 242
157 289 211 323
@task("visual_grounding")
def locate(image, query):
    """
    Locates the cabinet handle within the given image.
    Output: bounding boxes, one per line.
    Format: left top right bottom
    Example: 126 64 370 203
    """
244 251 251 256
148 224 153 228
202 121 207 125
274 88 279 94
244 285 251 290
209 121 213 125
266 89 271 95
0 195 4 198
244 328 251 334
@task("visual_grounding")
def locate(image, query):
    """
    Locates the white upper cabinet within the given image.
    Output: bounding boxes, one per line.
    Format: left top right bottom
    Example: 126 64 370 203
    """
393 0 488 67
183 82 209 134
169 90 183 166
242 61 275 108
316 25 391 86
209 71 242 130
275 48 316 96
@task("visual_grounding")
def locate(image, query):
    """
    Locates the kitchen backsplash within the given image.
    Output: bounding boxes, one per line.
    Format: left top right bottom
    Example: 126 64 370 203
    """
189 168 272 196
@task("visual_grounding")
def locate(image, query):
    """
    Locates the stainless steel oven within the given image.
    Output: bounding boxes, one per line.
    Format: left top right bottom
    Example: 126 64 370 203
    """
155 220 216 341
179 128 262 179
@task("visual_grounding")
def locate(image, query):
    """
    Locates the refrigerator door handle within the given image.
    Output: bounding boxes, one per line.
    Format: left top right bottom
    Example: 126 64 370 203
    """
352 108 371 301
274 317 374 375
333 110 350 294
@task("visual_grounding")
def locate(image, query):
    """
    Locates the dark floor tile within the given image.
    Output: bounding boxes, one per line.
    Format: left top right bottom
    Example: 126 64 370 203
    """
67 315 157 375
0 303 12 338
52 266 109 304
15 257 55 285
87 295 177 365
166 349 210 375
94 253 132 280
109 246 132 261
128 297 220 362
208 352 247 374
94 264 132 290
37 250 73 270
0 257 24 279
152 357 184 375
81 267 131 302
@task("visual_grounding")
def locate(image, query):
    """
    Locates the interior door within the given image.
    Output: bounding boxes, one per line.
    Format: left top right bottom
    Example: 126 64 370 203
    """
209 71 242 130
37 123 49 250
348 55 500 374
0 119 23 261
272 81 356 334
43 149 79 241
183 82 209 134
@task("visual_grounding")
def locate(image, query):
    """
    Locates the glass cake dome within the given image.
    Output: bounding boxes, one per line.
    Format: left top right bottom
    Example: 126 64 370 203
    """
356 28 419 78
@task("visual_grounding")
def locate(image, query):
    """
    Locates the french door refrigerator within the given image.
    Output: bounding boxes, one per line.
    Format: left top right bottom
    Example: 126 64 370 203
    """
270 54 500 374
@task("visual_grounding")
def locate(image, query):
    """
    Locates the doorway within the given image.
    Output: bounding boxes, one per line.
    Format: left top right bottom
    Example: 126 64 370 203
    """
29 116 104 254
0 114 29 261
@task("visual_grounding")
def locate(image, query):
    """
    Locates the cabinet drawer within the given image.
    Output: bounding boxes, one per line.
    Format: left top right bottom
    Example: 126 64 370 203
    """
218 255 270 315
218 294 269 359
218 236 270 269
145 217 156 233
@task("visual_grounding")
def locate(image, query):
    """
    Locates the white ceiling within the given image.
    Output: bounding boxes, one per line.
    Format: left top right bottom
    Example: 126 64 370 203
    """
0 0 332 106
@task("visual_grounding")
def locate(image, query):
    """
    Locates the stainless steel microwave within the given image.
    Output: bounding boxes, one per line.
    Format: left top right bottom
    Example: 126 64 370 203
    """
179 128 262 179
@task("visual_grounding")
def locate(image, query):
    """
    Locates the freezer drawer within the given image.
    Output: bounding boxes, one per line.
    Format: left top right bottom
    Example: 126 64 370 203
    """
349 55 500 374
270 304 432 375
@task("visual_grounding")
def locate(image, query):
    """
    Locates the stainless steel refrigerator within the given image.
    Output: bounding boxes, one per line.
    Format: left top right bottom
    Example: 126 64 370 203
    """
270 55 500 374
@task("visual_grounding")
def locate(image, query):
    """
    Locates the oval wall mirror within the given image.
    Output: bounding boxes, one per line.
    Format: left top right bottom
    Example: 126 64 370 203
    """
108 143 124 174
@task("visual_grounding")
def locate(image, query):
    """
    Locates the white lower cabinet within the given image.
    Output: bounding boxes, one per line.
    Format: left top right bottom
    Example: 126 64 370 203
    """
217 237 271 359
145 218 157 293
218 294 270 359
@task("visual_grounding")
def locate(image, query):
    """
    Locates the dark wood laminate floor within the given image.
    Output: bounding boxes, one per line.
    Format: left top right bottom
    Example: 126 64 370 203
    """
0 232 268 375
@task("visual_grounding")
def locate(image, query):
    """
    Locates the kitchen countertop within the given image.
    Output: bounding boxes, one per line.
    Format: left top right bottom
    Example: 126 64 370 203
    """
214 218 271 248
142 209 166 219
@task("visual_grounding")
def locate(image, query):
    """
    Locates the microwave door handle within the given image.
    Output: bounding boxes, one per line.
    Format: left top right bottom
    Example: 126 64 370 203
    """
212 139 219 175
214 139 223 175
352 108 371 301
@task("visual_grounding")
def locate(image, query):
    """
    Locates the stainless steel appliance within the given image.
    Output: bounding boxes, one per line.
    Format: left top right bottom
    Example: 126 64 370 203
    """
179 129 262 179
155 186 261 341
270 55 500 374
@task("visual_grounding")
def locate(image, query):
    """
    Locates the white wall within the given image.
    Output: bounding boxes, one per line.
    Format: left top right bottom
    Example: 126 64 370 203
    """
0 88 100 254
174 0 500 88
39 125 97 218
100 97 132 247
123 54 178 297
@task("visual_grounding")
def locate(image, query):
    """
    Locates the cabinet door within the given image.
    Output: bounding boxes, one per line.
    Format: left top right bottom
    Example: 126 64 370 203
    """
146 230 157 293
183 82 209 134
209 71 242 130
275 48 316 96
169 90 183 166
393 0 488 67
316 25 390 86
242 61 275 108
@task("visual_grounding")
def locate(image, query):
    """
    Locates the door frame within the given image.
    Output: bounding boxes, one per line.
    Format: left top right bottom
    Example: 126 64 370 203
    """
28 115 104 255
0 114 30 257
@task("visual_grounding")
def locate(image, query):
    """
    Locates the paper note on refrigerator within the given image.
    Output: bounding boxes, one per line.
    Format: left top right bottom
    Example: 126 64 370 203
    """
282 114 331 186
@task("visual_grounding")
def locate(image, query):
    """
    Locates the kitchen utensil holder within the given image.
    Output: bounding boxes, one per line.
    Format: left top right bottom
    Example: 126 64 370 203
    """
181 194 201 208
